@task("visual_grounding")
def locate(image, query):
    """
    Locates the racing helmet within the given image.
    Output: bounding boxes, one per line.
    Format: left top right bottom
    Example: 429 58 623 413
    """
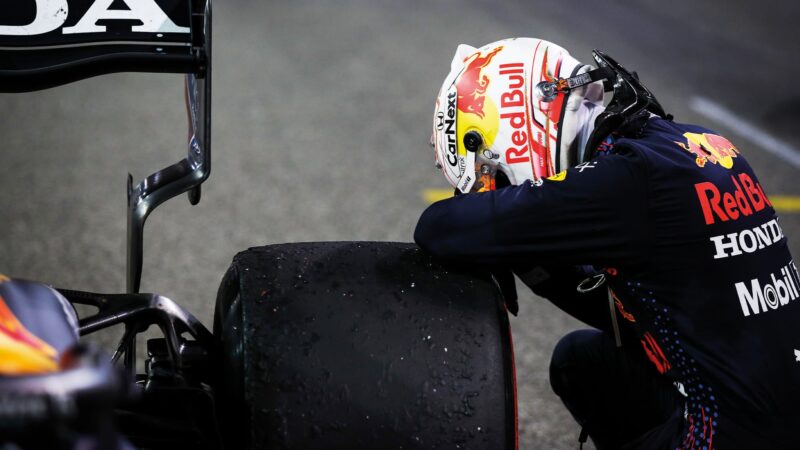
431 38 666 192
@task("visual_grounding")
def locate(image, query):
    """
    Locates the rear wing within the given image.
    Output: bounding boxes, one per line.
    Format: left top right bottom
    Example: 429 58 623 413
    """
0 0 209 92
1 0 213 294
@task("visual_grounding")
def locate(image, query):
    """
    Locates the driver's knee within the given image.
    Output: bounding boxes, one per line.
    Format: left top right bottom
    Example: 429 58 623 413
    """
549 329 604 399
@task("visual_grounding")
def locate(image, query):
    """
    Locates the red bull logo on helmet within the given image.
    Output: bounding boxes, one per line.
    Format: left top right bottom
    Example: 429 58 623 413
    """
456 46 503 119
676 132 739 169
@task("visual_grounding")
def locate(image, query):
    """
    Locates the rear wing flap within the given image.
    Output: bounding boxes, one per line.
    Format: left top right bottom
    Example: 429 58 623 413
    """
0 0 210 92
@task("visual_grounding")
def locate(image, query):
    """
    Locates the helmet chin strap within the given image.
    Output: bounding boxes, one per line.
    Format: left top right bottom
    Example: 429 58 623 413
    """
535 66 614 102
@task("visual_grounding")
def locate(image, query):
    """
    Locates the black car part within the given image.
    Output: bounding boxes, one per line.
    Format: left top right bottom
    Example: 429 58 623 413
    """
0 344 133 450
58 288 223 450
2 1 221 448
0 0 213 294
582 50 667 161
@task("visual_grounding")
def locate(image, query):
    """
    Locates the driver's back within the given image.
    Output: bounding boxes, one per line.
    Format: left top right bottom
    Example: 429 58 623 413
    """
611 117 800 448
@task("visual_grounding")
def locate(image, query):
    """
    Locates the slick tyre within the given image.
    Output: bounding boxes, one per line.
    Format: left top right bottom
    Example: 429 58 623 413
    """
214 242 516 450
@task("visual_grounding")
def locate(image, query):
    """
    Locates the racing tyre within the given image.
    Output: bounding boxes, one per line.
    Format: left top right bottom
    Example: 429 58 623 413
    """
214 242 516 450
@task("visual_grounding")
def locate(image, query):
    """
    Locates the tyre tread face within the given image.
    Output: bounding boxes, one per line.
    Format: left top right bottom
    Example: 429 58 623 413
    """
225 241 514 450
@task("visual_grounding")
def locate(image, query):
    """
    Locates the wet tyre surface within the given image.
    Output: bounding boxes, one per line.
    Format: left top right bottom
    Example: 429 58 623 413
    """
215 241 516 450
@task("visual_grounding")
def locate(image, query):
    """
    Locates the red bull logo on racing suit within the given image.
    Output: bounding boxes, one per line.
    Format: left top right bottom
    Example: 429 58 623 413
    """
676 132 739 169
694 172 771 225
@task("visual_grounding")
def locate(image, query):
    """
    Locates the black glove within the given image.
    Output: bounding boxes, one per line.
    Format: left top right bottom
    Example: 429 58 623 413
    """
491 269 519 316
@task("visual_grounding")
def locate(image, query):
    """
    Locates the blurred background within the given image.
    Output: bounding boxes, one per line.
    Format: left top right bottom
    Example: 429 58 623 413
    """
1 0 799 448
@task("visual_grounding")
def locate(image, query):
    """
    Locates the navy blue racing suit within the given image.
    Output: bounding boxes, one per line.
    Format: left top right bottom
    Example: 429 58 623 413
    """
415 117 800 449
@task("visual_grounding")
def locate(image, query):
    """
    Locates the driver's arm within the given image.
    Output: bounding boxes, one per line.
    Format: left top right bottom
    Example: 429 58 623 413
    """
414 147 651 269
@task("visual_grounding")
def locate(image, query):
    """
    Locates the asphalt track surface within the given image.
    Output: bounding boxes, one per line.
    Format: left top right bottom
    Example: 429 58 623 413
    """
1 1 799 448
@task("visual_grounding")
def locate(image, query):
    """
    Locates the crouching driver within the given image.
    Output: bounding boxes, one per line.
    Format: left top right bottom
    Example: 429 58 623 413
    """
415 38 800 449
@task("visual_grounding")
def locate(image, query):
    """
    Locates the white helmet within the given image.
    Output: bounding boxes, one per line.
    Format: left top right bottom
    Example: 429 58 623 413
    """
431 38 605 193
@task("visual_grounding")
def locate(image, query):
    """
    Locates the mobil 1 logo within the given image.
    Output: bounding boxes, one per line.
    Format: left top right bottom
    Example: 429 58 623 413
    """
736 261 800 317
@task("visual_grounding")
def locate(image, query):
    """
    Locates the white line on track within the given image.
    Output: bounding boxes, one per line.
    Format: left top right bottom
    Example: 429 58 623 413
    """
690 96 800 169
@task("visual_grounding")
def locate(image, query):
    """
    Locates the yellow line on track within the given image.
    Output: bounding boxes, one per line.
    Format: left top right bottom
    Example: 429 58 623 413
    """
771 196 800 213
423 189 800 213
422 189 453 204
